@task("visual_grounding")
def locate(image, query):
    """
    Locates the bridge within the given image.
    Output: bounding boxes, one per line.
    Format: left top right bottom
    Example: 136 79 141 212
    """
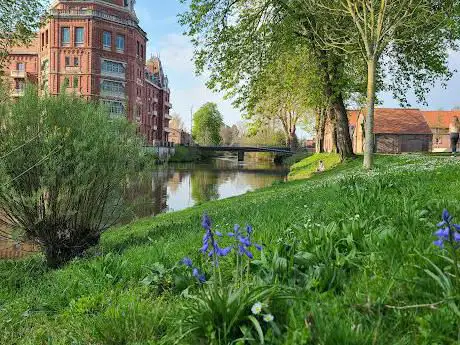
197 145 294 161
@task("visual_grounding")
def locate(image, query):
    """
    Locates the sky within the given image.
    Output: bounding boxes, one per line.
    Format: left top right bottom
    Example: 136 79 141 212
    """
135 0 460 132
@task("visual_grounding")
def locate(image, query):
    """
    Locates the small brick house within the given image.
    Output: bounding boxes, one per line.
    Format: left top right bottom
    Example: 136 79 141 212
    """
350 108 433 154
323 108 433 154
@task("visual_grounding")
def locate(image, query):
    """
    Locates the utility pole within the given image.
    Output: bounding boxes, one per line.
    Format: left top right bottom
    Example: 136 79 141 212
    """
190 106 193 134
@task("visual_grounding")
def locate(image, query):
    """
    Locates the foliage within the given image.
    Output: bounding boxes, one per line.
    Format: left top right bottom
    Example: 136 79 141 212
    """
2 155 460 343
192 103 224 145
289 153 341 180
179 0 356 158
0 85 143 267
245 47 323 148
0 0 46 65
169 146 203 163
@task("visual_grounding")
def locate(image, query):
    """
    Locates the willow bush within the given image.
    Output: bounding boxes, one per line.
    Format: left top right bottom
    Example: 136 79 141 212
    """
0 86 143 267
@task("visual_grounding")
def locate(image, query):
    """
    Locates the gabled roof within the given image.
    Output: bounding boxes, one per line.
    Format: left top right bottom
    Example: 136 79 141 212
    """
348 108 432 135
422 110 460 129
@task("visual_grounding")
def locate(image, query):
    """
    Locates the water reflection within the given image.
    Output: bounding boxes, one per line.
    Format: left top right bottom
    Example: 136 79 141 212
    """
126 158 288 219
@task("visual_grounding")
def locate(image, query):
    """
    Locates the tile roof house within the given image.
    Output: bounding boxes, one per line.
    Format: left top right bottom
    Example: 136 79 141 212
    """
323 108 433 154
350 108 433 153
422 111 460 152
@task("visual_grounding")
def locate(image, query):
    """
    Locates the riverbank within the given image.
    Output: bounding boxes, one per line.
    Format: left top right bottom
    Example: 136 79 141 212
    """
1 155 460 343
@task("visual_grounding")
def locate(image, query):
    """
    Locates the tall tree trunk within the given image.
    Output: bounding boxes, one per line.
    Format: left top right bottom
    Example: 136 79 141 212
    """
364 58 377 169
328 109 338 153
315 108 326 153
317 50 354 160
331 94 354 159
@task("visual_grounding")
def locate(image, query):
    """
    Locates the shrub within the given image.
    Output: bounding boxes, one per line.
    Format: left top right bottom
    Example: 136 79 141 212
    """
0 86 143 267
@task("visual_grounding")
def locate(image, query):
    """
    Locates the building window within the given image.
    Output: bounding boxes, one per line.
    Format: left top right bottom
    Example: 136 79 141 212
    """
75 27 84 46
64 77 70 88
116 35 125 52
45 30 49 46
65 56 70 67
73 76 78 88
15 79 25 90
103 31 112 49
103 100 125 116
74 57 79 67
101 80 125 95
101 60 126 75
140 44 144 58
137 41 140 56
16 62 25 71
61 27 70 46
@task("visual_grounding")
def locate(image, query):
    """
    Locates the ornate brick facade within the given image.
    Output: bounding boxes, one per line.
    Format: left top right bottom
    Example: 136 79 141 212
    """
3 0 172 145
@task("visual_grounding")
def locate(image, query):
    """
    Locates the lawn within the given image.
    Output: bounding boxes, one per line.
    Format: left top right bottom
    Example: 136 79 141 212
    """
1 154 460 344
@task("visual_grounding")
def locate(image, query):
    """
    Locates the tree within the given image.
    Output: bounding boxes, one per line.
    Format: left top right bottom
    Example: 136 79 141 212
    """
220 125 234 146
0 0 46 65
192 102 224 145
245 47 323 150
0 86 143 267
307 0 460 168
179 0 357 159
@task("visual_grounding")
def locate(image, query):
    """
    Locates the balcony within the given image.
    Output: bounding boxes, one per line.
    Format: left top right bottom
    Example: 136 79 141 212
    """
100 90 126 99
10 70 26 78
11 89 25 97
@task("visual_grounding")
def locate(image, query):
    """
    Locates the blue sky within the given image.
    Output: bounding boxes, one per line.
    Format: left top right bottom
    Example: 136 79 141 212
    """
136 0 460 131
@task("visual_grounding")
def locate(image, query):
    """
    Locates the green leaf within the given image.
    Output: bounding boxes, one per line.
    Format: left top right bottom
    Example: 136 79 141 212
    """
248 315 265 345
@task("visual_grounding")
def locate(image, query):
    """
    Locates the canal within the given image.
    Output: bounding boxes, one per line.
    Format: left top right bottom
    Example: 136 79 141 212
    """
126 158 289 219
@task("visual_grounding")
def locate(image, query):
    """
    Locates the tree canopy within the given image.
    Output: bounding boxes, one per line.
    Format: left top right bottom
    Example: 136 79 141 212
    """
192 102 224 145
0 0 46 64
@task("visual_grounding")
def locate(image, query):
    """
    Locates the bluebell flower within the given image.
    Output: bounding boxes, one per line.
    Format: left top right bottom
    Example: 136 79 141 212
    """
215 230 223 237
254 244 263 251
192 267 206 283
433 210 460 248
182 257 193 268
246 225 253 235
202 213 212 230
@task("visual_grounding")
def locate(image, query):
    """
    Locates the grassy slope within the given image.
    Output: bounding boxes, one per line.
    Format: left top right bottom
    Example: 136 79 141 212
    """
1 155 460 344
288 153 341 180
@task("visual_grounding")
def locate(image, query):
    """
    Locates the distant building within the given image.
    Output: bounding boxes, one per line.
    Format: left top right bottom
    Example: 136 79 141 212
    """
1 0 172 145
170 128 193 146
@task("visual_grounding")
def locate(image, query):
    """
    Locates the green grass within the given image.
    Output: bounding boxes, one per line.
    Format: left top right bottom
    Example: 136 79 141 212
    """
288 153 341 180
1 155 460 344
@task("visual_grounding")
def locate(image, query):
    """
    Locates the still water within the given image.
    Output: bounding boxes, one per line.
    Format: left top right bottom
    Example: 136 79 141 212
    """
126 158 289 219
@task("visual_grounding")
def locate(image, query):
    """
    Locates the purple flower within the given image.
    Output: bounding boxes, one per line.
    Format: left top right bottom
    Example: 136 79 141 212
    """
202 214 212 230
215 231 223 237
182 257 193 268
238 245 253 259
254 244 263 251
434 227 450 240
192 267 206 283
433 210 460 249
238 236 251 246
443 209 452 223
434 239 445 248
218 246 233 256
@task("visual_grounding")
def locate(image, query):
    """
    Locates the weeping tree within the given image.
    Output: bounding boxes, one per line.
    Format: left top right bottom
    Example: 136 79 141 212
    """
0 86 143 267
305 0 460 168
179 0 358 160
245 47 323 151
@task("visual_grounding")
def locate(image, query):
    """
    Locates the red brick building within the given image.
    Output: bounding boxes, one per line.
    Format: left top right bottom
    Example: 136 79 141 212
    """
2 0 172 145
324 108 433 154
